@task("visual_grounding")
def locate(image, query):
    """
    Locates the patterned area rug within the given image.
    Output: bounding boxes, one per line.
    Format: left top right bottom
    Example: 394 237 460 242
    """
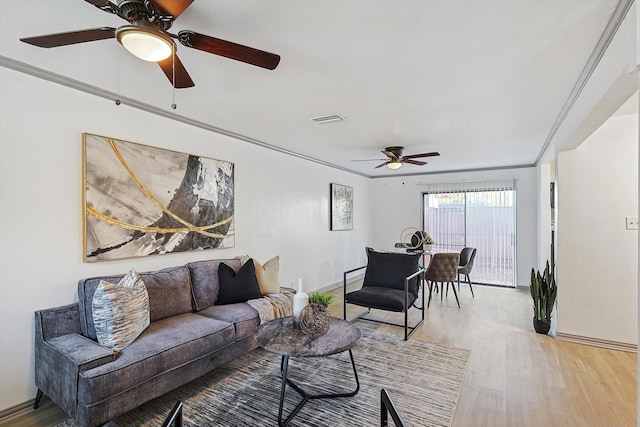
57 327 470 427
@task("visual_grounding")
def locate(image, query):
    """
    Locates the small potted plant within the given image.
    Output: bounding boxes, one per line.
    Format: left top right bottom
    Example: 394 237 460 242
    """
300 291 334 337
530 260 557 334
421 233 434 251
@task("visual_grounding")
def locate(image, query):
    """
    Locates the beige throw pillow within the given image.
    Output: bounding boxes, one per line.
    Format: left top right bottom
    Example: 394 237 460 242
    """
253 256 280 295
92 269 150 352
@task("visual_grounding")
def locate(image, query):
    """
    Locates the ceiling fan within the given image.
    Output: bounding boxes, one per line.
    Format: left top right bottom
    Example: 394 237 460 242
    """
20 0 281 88
352 146 440 170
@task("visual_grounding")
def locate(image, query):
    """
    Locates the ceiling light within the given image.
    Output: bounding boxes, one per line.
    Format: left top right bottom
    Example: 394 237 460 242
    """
116 25 174 62
386 160 403 170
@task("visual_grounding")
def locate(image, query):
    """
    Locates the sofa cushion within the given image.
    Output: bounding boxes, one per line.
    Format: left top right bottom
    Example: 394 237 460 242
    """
77 313 234 405
197 303 259 341
217 260 263 305
187 259 242 310
79 266 193 341
92 270 150 351
346 286 417 312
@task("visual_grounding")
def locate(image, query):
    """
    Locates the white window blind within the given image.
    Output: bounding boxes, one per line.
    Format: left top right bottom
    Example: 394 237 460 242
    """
422 179 516 287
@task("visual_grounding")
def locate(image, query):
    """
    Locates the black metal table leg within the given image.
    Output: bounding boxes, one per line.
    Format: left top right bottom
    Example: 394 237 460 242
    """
277 350 360 426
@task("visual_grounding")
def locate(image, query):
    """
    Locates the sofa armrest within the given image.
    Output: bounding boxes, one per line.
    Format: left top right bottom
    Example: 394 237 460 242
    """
35 332 115 418
34 304 115 418
47 333 116 370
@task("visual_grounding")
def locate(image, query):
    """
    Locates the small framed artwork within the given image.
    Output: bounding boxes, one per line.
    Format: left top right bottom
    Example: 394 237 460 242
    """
330 183 353 231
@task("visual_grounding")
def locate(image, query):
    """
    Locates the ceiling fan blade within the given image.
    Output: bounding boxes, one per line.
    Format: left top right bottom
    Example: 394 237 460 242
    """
84 0 111 7
350 159 388 162
158 55 195 88
404 159 427 166
177 31 280 70
375 162 389 169
402 151 440 159
149 0 194 18
382 151 398 159
20 28 116 48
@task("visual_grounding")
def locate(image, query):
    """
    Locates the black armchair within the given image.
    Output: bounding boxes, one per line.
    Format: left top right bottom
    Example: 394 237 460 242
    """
161 401 183 427
343 248 425 340
381 389 407 427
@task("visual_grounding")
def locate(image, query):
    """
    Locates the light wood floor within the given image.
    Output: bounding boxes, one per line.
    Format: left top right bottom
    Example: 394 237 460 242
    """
337 283 637 427
3 284 636 426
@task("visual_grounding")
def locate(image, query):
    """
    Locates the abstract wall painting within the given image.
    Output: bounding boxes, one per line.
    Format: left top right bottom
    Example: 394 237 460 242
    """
330 183 353 231
83 133 234 262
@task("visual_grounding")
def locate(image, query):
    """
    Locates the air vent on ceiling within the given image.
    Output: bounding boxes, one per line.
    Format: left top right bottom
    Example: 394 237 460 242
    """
309 113 346 124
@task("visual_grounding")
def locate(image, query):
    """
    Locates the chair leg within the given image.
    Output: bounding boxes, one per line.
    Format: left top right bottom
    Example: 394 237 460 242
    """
450 281 460 308
427 281 434 308
466 274 474 297
440 282 444 301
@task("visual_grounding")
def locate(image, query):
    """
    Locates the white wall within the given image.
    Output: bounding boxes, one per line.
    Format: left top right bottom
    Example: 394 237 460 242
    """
369 167 538 287
0 68 371 409
557 112 638 345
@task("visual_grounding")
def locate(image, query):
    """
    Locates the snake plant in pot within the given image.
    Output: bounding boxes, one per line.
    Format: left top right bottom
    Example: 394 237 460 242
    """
530 260 557 334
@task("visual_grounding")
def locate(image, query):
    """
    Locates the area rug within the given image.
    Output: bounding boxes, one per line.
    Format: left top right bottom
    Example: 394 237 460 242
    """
57 327 470 427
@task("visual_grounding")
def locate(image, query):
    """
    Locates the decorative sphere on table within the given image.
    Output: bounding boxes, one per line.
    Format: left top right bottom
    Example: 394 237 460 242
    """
300 304 330 338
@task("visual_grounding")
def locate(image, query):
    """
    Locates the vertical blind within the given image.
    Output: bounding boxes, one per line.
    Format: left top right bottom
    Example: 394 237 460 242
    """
421 179 516 287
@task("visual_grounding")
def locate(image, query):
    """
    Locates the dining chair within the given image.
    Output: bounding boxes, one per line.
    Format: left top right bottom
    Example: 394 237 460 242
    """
457 247 477 297
425 252 460 308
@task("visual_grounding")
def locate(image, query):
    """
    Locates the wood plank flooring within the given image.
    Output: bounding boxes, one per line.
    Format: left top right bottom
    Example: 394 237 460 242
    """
337 282 637 427
3 283 636 426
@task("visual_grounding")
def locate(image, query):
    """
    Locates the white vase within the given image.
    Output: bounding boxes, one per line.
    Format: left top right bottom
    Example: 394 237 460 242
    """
423 244 433 252
293 278 308 319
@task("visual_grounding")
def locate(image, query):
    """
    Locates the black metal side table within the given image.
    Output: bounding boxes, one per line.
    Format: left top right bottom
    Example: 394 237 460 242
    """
255 316 362 426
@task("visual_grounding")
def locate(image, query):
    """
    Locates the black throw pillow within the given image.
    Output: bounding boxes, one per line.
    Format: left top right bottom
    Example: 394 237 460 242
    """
217 260 263 305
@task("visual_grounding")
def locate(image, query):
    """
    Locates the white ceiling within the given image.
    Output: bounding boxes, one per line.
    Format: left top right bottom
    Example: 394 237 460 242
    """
0 0 625 177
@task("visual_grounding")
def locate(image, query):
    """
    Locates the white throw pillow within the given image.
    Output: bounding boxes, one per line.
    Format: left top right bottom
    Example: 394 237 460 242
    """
92 269 150 352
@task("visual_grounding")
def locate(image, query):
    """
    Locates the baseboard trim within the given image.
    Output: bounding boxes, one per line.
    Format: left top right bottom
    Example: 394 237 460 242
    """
556 332 637 353
0 397 36 423
317 273 365 293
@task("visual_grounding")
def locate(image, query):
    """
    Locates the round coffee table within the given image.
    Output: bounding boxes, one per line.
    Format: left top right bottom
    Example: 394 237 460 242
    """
255 316 361 426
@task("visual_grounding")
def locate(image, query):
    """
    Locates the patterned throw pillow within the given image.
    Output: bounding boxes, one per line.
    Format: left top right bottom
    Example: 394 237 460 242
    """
254 256 280 295
92 269 150 352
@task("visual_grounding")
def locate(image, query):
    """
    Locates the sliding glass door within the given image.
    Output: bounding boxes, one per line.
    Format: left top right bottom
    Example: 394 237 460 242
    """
422 180 516 287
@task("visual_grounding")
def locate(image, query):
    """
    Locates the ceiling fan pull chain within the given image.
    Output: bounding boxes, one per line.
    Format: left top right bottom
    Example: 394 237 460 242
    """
115 43 121 106
171 49 177 109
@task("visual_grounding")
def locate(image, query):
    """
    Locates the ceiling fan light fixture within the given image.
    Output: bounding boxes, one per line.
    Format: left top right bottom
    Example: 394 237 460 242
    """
386 160 403 170
116 25 174 62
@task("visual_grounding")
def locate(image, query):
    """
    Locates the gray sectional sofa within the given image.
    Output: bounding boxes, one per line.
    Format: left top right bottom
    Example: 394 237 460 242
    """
34 258 266 427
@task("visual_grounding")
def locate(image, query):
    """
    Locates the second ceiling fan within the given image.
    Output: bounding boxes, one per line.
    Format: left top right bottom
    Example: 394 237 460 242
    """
353 146 440 170
20 0 281 88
